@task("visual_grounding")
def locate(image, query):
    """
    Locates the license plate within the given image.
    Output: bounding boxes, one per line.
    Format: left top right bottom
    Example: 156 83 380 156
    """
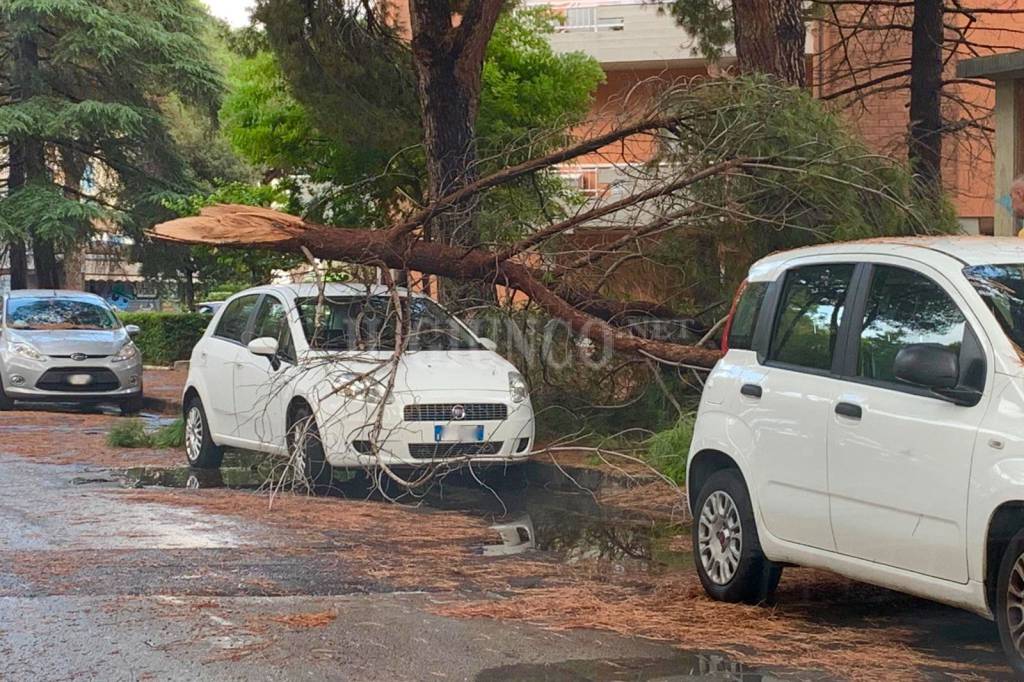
67 374 93 386
434 424 484 443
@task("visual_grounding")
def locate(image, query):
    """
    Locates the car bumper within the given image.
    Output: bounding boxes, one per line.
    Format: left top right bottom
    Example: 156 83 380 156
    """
1 355 143 403
319 391 535 468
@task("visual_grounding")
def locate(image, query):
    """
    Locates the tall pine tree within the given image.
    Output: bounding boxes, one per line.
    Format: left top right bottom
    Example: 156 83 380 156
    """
0 0 222 289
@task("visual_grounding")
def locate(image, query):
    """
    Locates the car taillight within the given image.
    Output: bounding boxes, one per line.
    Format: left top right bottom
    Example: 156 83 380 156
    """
720 279 749 354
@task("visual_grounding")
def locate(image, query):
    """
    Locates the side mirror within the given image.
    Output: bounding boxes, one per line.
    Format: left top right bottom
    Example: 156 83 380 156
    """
894 344 958 390
247 336 281 370
125 324 141 337
478 337 498 352
894 344 980 406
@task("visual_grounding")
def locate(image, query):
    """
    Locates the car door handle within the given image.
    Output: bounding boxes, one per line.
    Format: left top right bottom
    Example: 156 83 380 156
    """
835 402 863 420
740 384 763 399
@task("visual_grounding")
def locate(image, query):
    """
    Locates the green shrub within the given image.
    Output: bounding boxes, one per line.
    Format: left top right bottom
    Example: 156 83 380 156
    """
107 418 184 449
644 415 696 485
106 419 153 448
119 312 210 366
151 418 185 448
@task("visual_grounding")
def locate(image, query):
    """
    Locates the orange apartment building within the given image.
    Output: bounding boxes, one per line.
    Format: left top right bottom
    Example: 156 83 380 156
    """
529 0 1024 236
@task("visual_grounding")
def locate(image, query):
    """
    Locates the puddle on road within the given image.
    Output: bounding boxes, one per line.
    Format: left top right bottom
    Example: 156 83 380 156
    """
4 409 176 435
475 651 804 681
114 455 691 574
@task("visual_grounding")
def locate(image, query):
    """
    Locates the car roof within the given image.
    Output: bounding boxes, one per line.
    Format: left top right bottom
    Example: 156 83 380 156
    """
235 283 425 299
750 236 1024 280
5 289 106 301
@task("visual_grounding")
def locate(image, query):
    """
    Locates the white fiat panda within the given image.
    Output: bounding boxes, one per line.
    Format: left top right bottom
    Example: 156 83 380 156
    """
688 236 1024 672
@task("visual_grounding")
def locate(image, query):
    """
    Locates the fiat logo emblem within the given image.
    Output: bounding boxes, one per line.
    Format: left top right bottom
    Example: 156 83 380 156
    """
451 404 466 421
71 353 88 362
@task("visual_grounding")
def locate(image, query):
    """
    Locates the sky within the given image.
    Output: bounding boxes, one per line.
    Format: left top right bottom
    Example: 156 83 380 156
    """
205 0 255 28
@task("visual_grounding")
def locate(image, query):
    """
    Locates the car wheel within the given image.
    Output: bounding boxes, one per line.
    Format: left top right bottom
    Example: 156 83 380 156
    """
692 469 782 605
183 397 223 470
996 528 1024 675
0 380 13 411
120 395 144 416
287 405 333 494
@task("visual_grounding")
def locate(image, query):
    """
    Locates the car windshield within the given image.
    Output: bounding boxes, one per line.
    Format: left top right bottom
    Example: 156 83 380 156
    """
297 295 482 351
5 297 119 331
965 264 1024 350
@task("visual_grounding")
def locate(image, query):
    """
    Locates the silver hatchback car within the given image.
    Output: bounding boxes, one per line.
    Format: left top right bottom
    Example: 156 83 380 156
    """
0 290 144 414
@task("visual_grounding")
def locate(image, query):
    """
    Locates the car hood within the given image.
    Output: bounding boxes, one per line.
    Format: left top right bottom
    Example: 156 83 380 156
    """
5 328 130 357
310 349 517 394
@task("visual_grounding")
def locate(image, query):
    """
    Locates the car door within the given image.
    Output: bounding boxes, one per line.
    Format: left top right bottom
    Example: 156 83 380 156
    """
233 294 297 450
826 261 988 584
201 294 260 438
746 261 857 551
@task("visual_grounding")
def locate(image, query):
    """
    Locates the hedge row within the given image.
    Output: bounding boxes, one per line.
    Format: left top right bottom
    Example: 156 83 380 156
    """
119 312 210 366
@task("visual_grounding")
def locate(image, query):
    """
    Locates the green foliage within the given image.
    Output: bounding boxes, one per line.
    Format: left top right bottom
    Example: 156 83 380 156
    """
226 4 604 229
664 0 733 60
644 416 696 485
106 419 152 448
139 181 302 300
0 183 110 241
108 417 185 449
152 418 186 449
649 77 957 306
478 8 605 157
119 312 209 366
0 0 225 250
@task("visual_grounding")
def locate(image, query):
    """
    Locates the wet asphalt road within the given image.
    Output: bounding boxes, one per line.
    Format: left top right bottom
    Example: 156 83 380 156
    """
0 454 775 681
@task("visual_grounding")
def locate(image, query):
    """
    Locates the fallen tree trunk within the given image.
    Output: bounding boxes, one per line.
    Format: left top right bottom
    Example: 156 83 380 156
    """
151 205 724 368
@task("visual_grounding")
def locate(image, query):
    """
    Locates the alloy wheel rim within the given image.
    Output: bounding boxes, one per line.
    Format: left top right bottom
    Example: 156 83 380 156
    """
185 407 203 462
290 417 310 472
1007 555 1024 657
698 490 743 585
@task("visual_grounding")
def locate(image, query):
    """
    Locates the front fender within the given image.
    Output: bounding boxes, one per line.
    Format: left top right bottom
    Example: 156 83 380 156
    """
968 374 1024 584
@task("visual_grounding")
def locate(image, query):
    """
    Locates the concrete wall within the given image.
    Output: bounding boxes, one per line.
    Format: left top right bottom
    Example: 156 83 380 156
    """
540 2 722 69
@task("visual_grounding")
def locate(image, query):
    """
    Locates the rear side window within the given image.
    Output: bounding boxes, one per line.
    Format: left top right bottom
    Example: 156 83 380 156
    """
214 295 259 343
727 282 768 351
769 263 855 371
858 266 966 384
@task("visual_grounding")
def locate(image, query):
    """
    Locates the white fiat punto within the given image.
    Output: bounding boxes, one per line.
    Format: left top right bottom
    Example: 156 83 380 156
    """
182 284 534 483
689 236 1024 673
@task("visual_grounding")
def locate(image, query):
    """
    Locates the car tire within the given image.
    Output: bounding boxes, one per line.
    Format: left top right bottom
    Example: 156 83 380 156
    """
0 380 13 411
183 396 223 470
287 405 333 494
996 528 1024 675
692 469 782 605
120 395 144 416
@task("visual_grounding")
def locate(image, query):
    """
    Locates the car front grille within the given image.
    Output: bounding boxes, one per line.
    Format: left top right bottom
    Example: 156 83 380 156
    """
35 367 121 393
408 442 504 459
404 403 508 422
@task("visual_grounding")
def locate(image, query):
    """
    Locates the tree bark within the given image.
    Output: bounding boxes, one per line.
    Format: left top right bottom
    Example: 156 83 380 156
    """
7 142 29 289
408 0 504 310
9 18 60 289
182 268 196 311
909 0 944 194
732 0 806 86
31 238 61 289
7 241 29 289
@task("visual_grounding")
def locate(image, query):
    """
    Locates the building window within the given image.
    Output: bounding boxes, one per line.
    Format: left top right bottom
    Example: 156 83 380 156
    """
560 7 624 32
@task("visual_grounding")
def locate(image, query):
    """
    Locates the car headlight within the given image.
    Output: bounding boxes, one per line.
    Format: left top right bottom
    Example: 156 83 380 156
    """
111 342 140 363
9 341 46 362
509 371 528 404
334 372 394 404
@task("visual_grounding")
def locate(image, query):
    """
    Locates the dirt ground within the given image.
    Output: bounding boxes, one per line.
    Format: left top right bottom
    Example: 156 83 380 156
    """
0 370 1016 681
